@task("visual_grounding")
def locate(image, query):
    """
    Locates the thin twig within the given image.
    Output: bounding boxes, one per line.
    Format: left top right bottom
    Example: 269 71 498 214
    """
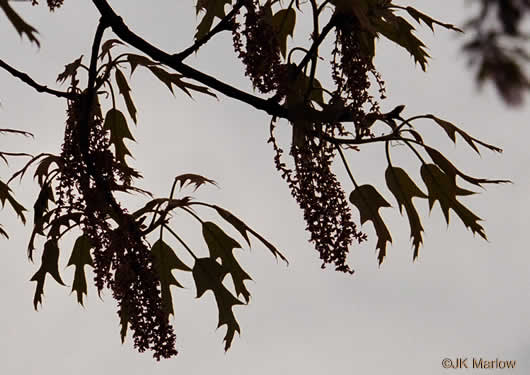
0 58 79 100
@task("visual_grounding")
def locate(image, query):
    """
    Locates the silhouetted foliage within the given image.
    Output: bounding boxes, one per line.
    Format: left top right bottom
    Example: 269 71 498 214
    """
0 0 519 359
463 0 530 105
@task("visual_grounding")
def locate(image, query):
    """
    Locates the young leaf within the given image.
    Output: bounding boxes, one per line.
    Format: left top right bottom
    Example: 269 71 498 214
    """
0 179 26 224
424 146 510 187
99 39 125 59
349 185 392 264
212 205 288 263
30 239 66 310
147 66 217 99
425 115 503 153
33 183 54 226
403 6 463 32
126 53 157 75
0 0 40 46
374 14 430 71
420 164 486 239
103 109 135 165
34 154 61 187
151 239 191 318
67 235 94 306
270 8 296 58
115 69 137 124
57 55 84 84
202 222 251 302
385 166 427 260
195 0 232 40
192 257 243 351
174 173 217 191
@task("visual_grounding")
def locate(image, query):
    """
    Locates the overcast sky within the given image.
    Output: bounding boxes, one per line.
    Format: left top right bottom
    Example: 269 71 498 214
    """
1 1 529 374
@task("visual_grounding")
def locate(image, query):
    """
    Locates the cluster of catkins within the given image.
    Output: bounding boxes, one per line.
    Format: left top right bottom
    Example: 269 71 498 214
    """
233 3 386 273
58 95 177 359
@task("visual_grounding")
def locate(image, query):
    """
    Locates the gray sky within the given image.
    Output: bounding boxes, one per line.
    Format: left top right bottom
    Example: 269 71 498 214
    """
1 1 529 374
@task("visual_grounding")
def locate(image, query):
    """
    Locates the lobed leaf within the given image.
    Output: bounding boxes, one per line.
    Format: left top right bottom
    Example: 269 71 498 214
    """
374 13 430 71
174 173 217 191
420 164 486 239
202 221 251 302
213 205 288 263
194 0 232 40
103 109 135 165
33 183 54 227
57 55 84 84
425 115 503 153
151 239 191 319
33 154 61 187
99 39 125 59
385 166 427 260
425 146 510 187
126 53 157 75
403 6 463 32
270 8 296 58
115 69 137 124
349 184 392 264
147 66 217 99
0 179 26 225
30 239 66 310
0 0 40 46
67 235 94 306
192 257 243 351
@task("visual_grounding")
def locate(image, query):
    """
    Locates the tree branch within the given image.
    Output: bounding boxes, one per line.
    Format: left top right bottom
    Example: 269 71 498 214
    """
90 0 362 126
0 58 78 100
91 0 288 117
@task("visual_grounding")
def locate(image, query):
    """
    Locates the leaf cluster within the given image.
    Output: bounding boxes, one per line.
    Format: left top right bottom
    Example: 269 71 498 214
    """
0 0 513 360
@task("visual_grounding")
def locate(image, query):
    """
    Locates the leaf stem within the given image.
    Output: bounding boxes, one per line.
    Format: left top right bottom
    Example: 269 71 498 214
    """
162 224 198 260
336 145 359 189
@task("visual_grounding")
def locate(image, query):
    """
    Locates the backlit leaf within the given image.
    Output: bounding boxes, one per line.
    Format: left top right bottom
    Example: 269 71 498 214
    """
374 13 430 71
420 164 486 239
115 69 137 124
270 8 296 58
103 109 135 164
213 205 288 263
99 39 125 59
34 154 61 187
126 53 157 75
202 222 251 302
57 55 84 84
0 0 40 46
174 173 217 191
192 257 243 351
30 239 66 310
385 166 427 260
425 146 510 187
33 183 54 227
67 235 94 306
0 179 26 224
147 66 217 99
426 115 503 153
195 0 232 40
404 6 463 32
349 185 392 264
151 239 191 318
